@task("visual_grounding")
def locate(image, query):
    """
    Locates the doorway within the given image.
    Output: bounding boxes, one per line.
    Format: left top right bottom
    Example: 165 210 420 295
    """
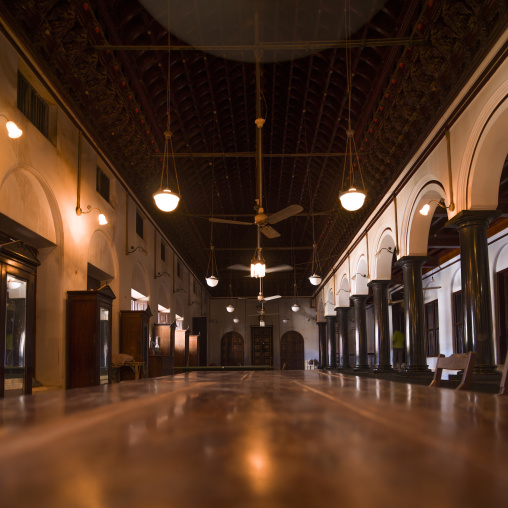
251 326 273 366
221 331 244 366
280 331 304 370
497 268 508 362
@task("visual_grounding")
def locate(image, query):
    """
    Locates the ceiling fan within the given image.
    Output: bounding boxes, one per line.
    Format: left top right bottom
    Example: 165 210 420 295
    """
241 278 282 303
209 47 303 239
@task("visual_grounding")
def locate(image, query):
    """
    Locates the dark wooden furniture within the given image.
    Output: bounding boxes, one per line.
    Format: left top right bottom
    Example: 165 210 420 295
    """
192 316 207 366
120 307 151 380
500 352 508 396
148 322 175 377
174 328 189 368
67 286 115 389
0 241 39 397
188 334 199 367
429 352 476 391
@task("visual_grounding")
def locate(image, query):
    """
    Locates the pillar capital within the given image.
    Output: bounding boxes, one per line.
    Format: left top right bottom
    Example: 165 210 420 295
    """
367 279 392 289
395 256 427 268
446 209 501 230
349 293 369 302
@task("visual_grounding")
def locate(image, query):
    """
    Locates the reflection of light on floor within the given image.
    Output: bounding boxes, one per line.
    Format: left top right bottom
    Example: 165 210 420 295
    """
128 421 147 446
245 442 272 493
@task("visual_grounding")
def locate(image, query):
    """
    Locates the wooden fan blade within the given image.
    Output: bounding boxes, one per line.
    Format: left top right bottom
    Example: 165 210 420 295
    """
265 204 303 224
263 295 281 301
228 264 251 272
260 225 281 238
265 264 293 273
209 218 252 226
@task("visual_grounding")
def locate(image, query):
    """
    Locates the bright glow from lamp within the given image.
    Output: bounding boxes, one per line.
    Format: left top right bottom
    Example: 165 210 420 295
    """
226 304 235 313
291 303 300 312
250 249 266 278
259 319 265 327
98 213 108 225
419 203 430 216
309 273 322 286
339 187 366 211
233 318 239 324
154 189 180 212
6 121 22 138
206 275 218 287
282 318 289 324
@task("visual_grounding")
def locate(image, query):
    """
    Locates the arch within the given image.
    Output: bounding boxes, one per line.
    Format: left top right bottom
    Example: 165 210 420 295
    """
132 262 149 297
458 83 508 211
402 179 447 256
337 275 350 307
87 229 117 281
324 287 335 316
221 331 244 366
373 227 396 280
280 331 304 370
451 267 462 294
158 281 171 310
353 256 368 295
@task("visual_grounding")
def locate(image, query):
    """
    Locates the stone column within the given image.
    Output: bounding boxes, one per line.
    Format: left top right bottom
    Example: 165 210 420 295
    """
446 210 500 373
350 294 369 371
325 315 337 369
317 321 327 369
335 307 351 369
394 256 429 372
368 279 393 372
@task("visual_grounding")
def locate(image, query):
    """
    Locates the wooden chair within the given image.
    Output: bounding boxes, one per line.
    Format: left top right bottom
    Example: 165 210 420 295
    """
500 352 508 396
429 352 476 391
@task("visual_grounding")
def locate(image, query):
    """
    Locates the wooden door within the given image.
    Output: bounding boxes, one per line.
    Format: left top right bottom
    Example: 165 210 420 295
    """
221 332 244 366
280 331 304 370
251 326 273 366
497 269 508 361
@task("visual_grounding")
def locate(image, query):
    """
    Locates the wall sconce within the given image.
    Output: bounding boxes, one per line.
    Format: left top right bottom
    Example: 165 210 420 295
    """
351 272 367 281
419 198 454 216
0 114 22 138
76 204 108 225
423 276 442 290
155 271 171 279
375 247 396 258
126 245 148 256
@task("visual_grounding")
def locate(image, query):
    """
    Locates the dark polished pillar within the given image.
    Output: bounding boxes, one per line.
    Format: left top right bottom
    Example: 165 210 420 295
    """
335 307 351 369
368 279 393 372
325 315 337 369
317 322 327 369
350 295 369 371
394 256 429 372
447 210 500 373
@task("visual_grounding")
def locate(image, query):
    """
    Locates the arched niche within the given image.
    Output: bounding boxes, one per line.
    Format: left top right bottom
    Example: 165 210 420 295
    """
353 257 368 295
87 230 117 283
451 268 461 293
280 331 304 370
0 166 57 245
158 281 171 310
221 331 244 366
404 180 447 256
461 91 508 210
132 262 149 298
324 287 335 316
337 275 350 307
373 229 396 280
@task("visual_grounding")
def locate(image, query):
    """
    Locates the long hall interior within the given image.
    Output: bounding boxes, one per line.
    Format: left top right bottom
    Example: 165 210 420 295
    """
0 1 507 506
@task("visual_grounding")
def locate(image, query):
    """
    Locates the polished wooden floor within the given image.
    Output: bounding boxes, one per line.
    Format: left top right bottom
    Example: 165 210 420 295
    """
0 371 507 507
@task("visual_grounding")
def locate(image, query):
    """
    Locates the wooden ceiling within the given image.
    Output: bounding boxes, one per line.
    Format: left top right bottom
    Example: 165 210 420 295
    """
0 0 506 297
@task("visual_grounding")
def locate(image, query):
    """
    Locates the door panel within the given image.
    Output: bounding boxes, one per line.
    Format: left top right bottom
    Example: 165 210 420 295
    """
280 331 304 370
251 326 272 366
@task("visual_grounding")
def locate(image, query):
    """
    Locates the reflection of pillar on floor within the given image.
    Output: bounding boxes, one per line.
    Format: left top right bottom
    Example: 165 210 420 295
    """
325 315 337 369
395 256 429 373
350 295 369 371
317 322 327 369
447 210 500 373
335 307 351 370
368 279 393 372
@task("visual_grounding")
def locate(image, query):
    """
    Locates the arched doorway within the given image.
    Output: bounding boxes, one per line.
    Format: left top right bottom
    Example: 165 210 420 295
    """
280 331 304 370
221 331 244 366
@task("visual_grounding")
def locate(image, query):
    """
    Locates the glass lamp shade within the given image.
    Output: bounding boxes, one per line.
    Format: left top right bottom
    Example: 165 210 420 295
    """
233 318 240 324
153 188 180 212
419 203 430 216
98 213 108 225
206 275 219 287
226 304 235 313
259 319 265 327
291 303 300 312
250 260 266 278
282 318 289 324
6 121 22 138
309 273 322 286
339 187 366 211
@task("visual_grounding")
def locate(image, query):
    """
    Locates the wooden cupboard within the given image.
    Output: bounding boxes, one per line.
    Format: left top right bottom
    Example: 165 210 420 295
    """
148 321 175 377
120 307 151 380
67 286 115 388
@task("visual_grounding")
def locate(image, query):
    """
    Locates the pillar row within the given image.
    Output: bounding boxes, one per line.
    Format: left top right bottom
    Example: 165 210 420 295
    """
350 294 369 371
368 279 393 372
325 315 337 369
335 307 351 370
317 322 327 369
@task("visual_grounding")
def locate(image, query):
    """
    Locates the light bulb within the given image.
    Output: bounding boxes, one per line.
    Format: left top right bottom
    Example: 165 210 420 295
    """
98 213 108 225
259 319 265 327
206 275 219 287
153 189 180 212
6 121 22 138
226 304 235 313
339 187 366 211
233 318 239 324
291 303 300 312
419 203 430 216
250 260 266 278
309 273 322 286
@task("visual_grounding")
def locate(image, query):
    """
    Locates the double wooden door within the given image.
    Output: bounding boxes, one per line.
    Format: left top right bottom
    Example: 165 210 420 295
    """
251 326 273 366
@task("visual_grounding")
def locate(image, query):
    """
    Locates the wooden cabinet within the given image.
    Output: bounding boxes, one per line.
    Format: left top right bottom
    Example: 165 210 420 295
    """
153 322 175 357
67 286 115 389
120 307 151 380
188 334 200 367
148 322 175 377
148 355 174 377
174 328 189 368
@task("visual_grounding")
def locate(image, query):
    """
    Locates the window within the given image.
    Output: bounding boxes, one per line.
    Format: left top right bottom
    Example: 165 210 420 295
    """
17 72 49 138
136 211 143 238
193 279 196 294
452 291 463 354
425 300 439 357
96 167 110 202
131 289 148 311
176 259 181 278
161 242 165 262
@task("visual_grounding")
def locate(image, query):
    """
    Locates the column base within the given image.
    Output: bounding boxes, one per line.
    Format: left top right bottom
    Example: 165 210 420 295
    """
325 366 337 370
373 365 394 373
401 366 432 375
354 364 370 372
474 364 500 375
337 365 352 371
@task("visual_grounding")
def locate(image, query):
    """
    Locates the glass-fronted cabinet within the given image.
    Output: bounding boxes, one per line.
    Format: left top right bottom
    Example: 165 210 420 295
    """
67 286 116 388
0 240 39 398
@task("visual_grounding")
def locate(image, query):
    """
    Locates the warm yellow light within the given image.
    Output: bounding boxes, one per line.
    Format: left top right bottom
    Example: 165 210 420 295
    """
291 303 300 312
419 203 430 216
6 121 22 138
98 213 108 225
226 304 235 313
259 319 265 327
250 260 266 278
309 273 322 286
206 275 219 287
339 187 366 211
154 189 180 212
